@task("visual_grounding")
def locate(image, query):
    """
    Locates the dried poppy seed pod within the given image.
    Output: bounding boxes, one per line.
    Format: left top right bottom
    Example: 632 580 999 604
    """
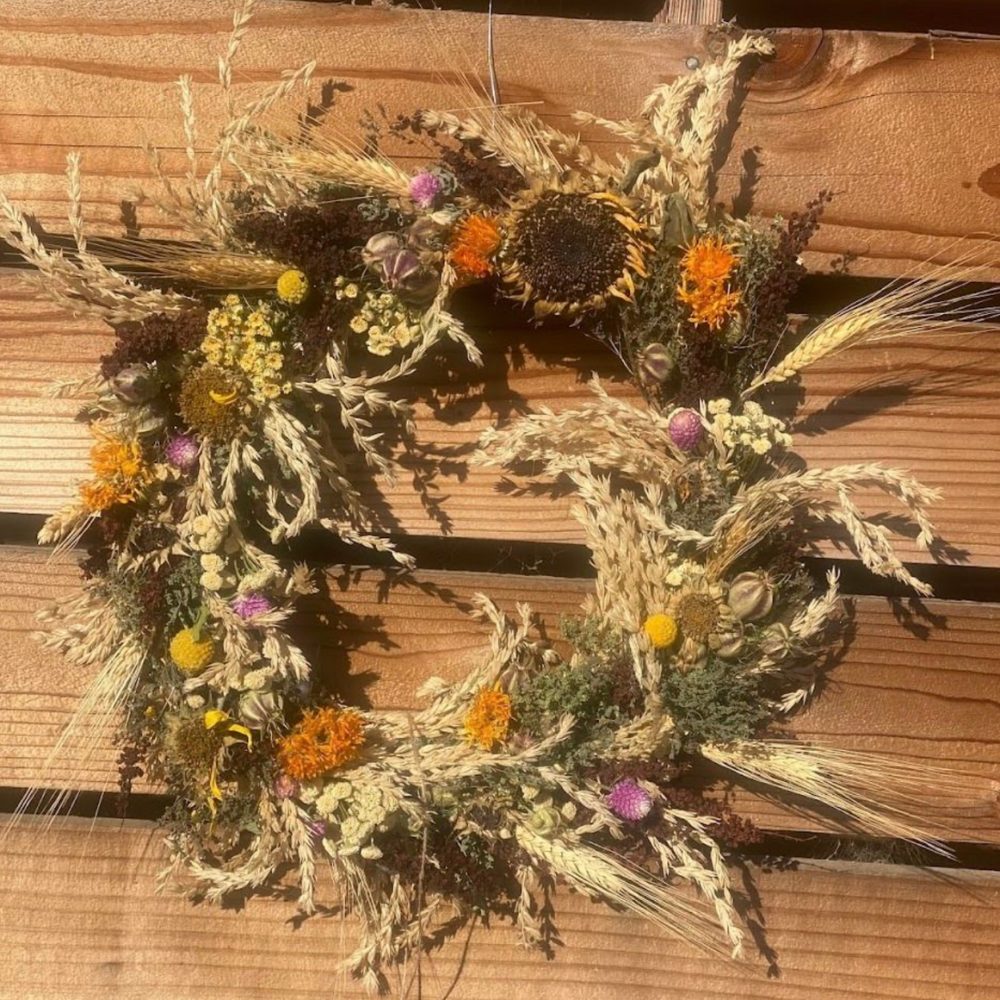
406 216 443 249
110 363 159 404
710 620 745 659
728 571 774 622
759 623 793 660
638 342 676 387
362 232 403 267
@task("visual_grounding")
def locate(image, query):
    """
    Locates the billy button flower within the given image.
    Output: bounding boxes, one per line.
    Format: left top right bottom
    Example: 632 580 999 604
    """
501 183 649 318
275 268 310 305
642 613 679 650
463 684 512 750
169 608 216 677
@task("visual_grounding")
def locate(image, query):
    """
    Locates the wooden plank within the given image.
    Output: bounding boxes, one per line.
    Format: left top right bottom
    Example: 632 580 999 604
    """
1 3 999 278
3 278 1000 565
655 0 724 24
2 546 997 842
0 817 997 1000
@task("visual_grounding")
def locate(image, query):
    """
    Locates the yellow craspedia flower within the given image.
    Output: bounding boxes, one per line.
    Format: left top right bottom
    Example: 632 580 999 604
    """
643 613 679 650
464 684 512 750
169 628 215 676
276 268 309 305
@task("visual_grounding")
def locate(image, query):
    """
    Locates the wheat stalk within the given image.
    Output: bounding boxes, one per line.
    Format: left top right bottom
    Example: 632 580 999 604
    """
516 826 732 958
746 257 1000 395
703 740 991 855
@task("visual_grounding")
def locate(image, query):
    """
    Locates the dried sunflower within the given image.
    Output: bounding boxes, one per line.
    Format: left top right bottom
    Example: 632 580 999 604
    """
178 364 243 439
659 574 744 671
500 183 649 319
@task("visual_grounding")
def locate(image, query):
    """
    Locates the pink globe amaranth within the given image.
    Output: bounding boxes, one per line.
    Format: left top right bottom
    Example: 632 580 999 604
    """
273 774 299 800
231 592 274 619
408 170 442 209
165 433 199 471
668 408 704 452
605 779 653 822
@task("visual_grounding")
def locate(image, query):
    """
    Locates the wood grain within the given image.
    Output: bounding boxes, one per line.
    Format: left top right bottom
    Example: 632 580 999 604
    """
0 816 997 1000
2 3 1000 278
655 0 724 23
4 278 1000 565
2 546 997 841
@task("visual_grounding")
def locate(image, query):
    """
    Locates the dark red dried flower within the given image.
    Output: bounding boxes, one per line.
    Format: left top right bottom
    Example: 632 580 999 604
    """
102 308 208 379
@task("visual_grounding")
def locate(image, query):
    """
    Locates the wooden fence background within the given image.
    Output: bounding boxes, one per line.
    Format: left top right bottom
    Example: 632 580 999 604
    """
1 1 999 997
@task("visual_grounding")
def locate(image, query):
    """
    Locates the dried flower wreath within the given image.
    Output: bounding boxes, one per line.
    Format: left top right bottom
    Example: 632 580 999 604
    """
5 4 997 992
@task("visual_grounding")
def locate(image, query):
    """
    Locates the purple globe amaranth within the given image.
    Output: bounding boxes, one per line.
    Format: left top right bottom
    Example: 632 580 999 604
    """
231 592 274 619
164 433 199 471
273 773 299 800
605 779 653 822
408 170 442 208
668 407 704 452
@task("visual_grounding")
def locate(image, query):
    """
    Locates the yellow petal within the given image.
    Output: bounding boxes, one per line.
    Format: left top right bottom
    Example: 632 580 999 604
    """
204 708 229 729
227 723 254 748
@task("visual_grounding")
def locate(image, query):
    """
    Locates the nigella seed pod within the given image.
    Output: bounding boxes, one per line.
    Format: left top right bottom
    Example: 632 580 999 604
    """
668 407 704 451
526 804 562 836
638 342 676 387
381 249 422 286
728 571 774 622
362 232 403 266
239 690 282 728
110 363 159 404
384 251 440 304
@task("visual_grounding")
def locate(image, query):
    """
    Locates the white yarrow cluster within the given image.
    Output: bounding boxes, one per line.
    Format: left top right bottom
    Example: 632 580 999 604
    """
708 398 792 456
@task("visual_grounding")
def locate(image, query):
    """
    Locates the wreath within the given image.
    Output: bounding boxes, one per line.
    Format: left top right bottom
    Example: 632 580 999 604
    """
3 6 995 992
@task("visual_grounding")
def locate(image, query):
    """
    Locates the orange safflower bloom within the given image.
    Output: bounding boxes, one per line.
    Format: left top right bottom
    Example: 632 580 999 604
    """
277 707 365 781
450 214 501 280
79 480 121 512
90 434 145 481
79 431 151 512
677 235 742 331
463 684 512 750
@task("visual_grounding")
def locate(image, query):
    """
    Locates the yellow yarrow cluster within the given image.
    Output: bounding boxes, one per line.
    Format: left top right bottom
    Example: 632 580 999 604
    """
202 295 292 404
338 278 422 357
169 627 216 676
643 613 679 649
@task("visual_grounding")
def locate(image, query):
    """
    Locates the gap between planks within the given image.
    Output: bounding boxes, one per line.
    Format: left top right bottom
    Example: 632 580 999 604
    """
1 546 997 842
